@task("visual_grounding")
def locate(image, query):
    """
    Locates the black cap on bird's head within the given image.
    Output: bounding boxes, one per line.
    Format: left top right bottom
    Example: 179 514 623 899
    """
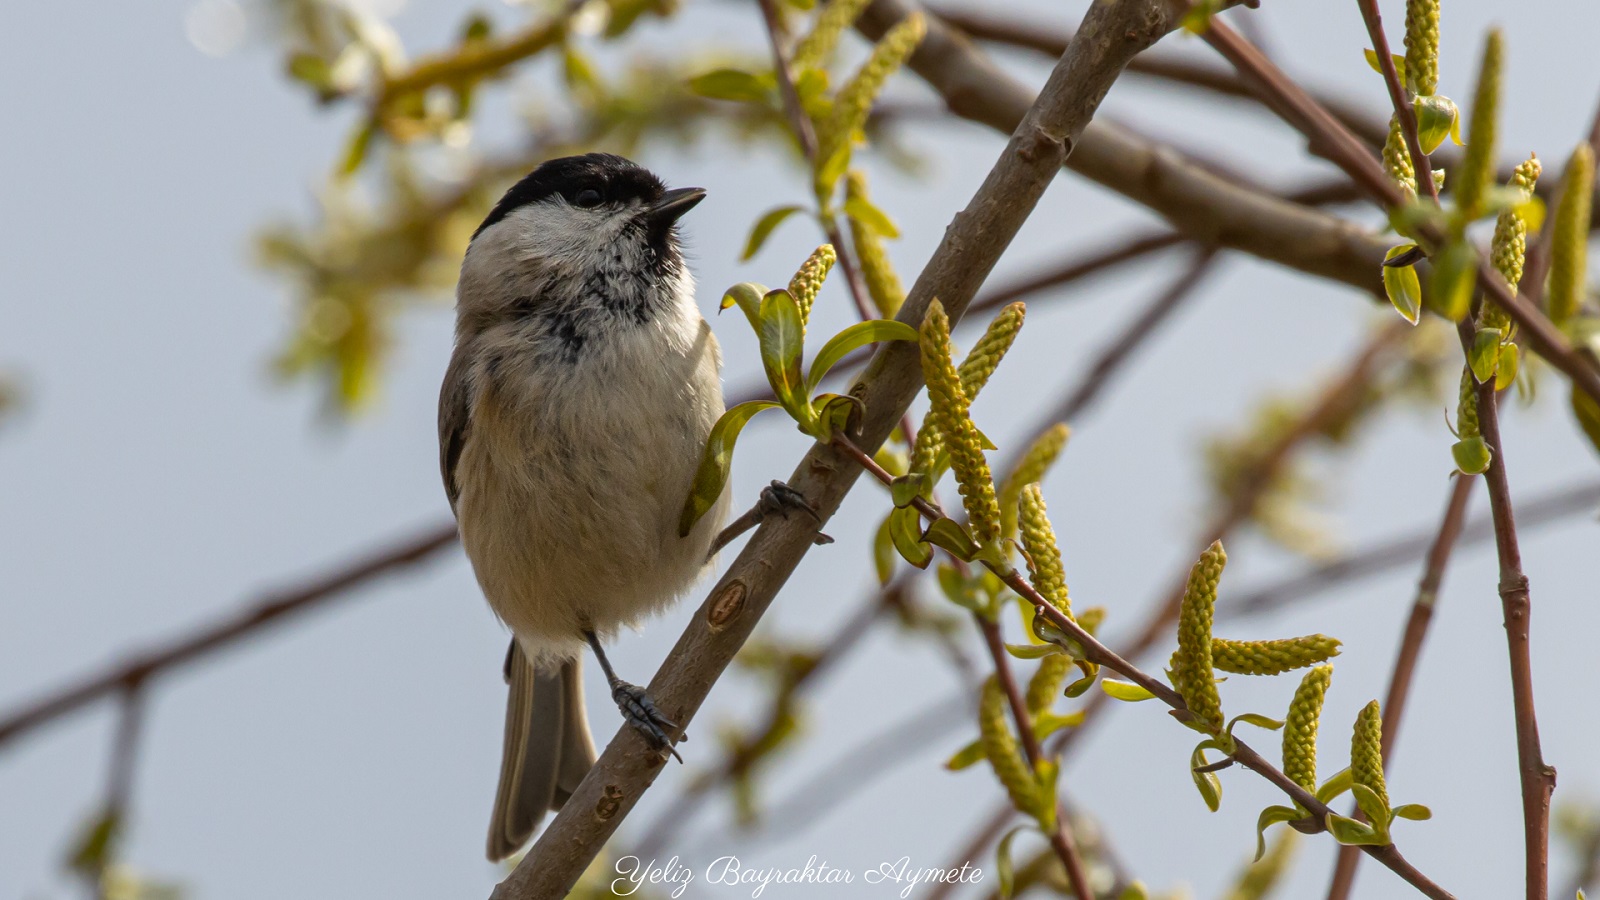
473 153 705 243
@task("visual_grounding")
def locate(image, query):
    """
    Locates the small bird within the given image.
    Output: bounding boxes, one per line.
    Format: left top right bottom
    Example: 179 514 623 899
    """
438 153 732 861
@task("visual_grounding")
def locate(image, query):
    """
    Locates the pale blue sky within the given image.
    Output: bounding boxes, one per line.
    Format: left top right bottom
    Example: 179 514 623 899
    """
3 1 1598 898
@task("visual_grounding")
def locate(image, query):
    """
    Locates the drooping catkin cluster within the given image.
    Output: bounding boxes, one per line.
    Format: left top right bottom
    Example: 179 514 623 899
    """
788 244 836 333
816 13 925 175
919 301 1001 544
1352 700 1391 811
790 0 872 74
1455 29 1502 219
1283 665 1333 793
1172 540 1226 735
1026 654 1073 715
1383 115 1418 199
1549 143 1595 327
1403 0 1440 96
1487 156 1542 322
910 303 1022 484
979 675 1051 824
1210 635 1342 676
1018 484 1070 617
999 424 1070 541
844 172 904 317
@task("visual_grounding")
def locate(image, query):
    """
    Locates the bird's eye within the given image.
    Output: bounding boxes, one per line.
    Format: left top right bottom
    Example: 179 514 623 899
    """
574 189 603 208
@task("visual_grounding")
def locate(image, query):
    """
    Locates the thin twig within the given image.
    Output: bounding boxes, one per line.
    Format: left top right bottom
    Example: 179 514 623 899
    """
833 423 1458 899
925 320 1412 888
0 524 459 747
976 614 1096 899
1325 474 1477 900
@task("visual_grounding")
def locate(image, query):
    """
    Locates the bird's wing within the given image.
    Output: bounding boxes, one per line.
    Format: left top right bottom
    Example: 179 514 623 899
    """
438 348 472 511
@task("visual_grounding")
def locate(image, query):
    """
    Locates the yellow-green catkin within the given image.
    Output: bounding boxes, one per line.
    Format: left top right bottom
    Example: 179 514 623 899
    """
1018 484 1070 617
1223 831 1300 900
999 423 1071 541
817 12 925 167
790 0 872 74
1211 635 1342 676
1383 115 1418 199
979 675 1049 823
1548 143 1595 327
1457 366 1482 438
920 300 1001 544
909 303 1022 474
957 302 1025 398
1283 665 1332 793
1455 30 1503 220
1352 699 1391 810
788 244 836 332
1487 156 1542 323
1026 654 1073 716
1403 0 1440 96
844 171 904 317
1173 540 1226 735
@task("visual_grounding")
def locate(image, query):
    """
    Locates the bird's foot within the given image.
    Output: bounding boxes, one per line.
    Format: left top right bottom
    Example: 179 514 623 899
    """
709 481 833 557
612 680 683 763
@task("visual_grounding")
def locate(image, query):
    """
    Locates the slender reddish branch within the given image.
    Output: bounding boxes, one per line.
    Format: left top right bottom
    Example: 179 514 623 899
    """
1191 16 1600 407
975 615 1095 899
1325 473 1477 900
1471 356 1557 900
834 426 1457 899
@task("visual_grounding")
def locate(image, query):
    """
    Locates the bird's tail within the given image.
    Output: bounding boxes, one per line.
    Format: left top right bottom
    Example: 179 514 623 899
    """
486 641 597 861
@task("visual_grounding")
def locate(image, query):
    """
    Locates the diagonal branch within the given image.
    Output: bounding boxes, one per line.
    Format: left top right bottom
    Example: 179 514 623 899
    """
0 523 459 748
858 0 1394 293
492 1 1204 895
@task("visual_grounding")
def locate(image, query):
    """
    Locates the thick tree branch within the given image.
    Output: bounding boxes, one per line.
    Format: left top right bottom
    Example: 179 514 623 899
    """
493 2 1190 895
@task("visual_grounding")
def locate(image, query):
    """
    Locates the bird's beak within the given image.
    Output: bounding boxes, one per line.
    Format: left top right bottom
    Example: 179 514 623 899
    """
646 187 707 231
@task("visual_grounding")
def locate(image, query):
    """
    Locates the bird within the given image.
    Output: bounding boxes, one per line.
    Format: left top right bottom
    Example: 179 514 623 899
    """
437 153 732 861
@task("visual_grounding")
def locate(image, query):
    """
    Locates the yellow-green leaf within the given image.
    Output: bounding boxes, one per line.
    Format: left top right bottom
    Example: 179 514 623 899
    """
872 512 896 584
758 289 809 422
1469 329 1502 382
742 205 806 261
1429 241 1476 321
1101 679 1155 702
721 282 767 331
889 504 932 569
1363 48 1408 86
946 738 984 771
678 400 781 536
1413 94 1458 155
1452 435 1492 474
1382 246 1423 324
843 193 900 238
806 319 918 393
688 68 770 103
1570 383 1600 458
